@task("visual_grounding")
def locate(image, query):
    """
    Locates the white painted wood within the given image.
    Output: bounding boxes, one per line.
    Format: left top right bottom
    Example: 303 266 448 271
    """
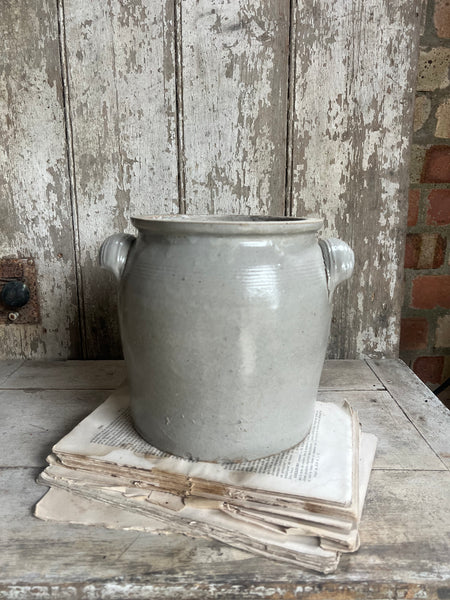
368 359 450 468
0 0 79 359
0 360 449 596
318 390 445 471
0 468 248 589
319 360 384 391
290 0 421 359
1 470 448 595
0 389 110 467
181 0 290 216
0 361 24 386
63 0 180 358
3 360 126 390
0 0 422 361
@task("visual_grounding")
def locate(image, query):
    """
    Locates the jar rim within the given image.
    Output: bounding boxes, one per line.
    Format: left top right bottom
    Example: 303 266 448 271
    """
131 214 323 235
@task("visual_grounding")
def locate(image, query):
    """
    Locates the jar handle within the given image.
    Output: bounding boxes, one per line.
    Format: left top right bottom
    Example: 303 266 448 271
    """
318 238 354 300
99 233 136 281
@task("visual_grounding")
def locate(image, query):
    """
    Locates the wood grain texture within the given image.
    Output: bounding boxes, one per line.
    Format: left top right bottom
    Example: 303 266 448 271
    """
1 470 448 596
0 0 79 359
63 0 179 358
0 361 24 386
0 360 448 597
368 358 450 468
319 359 384 390
290 0 422 359
0 0 422 360
181 0 290 216
0 389 110 467
3 360 126 390
319 390 446 471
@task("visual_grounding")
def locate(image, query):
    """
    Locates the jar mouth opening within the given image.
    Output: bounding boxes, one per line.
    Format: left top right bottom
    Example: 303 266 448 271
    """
131 214 323 234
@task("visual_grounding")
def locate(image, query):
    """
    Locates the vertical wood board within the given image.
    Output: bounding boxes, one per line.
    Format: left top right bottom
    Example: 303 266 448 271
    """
0 0 422 360
63 0 179 357
181 0 290 215
0 0 79 359
291 0 421 358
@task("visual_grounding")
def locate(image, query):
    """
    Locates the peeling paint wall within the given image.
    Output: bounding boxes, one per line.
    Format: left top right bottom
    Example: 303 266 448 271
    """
0 0 80 358
0 0 421 359
290 0 422 358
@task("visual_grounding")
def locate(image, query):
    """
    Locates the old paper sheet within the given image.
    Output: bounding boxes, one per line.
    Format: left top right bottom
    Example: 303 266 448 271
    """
53 387 357 506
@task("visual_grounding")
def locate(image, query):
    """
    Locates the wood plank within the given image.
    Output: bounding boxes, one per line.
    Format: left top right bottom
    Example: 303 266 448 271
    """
0 389 110 467
181 0 290 215
1 362 448 595
319 359 384 390
2 360 126 390
368 359 450 469
1 468 448 596
0 0 80 359
63 0 179 358
318 390 445 471
290 0 421 358
0 468 155 577
353 470 450 583
0 361 24 386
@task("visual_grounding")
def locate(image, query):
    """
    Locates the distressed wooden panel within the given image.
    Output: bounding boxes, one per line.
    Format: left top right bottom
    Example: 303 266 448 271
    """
0 389 110 467
368 358 450 468
319 359 384 390
1 360 449 595
1 470 449 596
0 0 79 359
290 0 421 358
319 390 445 471
63 0 179 358
0 361 24 386
1 0 422 361
3 360 126 390
181 0 290 215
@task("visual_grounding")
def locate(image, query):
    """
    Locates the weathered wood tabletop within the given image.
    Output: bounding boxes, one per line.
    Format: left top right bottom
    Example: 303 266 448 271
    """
0 359 449 599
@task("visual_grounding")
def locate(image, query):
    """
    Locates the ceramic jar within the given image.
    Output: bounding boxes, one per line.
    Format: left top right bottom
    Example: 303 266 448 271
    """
99 215 354 461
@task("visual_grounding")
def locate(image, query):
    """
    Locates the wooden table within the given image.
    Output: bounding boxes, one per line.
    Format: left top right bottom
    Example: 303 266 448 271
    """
1 359 449 599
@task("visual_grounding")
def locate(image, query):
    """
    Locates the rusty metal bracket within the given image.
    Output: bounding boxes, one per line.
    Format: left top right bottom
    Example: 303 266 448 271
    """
0 258 40 325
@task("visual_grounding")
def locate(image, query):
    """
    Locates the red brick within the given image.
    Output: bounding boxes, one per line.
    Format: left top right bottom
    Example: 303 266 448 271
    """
436 98 450 138
435 315 450 347
420 146 450 183
404 234 420 268
434 0 450 37
399 318 429 350
426 189 450 225
413 356 444 384
412 275 450 308
404 233 446 269
407 189 420 226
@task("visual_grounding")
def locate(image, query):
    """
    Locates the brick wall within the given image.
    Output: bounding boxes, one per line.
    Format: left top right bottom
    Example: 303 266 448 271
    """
400 0 450 405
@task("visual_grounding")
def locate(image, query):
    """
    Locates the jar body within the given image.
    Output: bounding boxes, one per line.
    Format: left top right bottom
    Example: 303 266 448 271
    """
116 217 334 461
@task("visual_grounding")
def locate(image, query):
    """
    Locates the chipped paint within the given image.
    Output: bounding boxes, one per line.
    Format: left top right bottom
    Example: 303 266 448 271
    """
291 0 420 358
0 0 80 359
1 0 420 359
183 0 290 216
64 0 179 357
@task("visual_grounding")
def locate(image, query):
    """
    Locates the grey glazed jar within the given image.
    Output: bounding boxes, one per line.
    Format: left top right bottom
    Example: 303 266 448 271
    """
99 215 354 461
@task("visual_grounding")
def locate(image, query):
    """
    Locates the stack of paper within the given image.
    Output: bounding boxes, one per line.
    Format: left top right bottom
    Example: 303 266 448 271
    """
35 387 377 574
